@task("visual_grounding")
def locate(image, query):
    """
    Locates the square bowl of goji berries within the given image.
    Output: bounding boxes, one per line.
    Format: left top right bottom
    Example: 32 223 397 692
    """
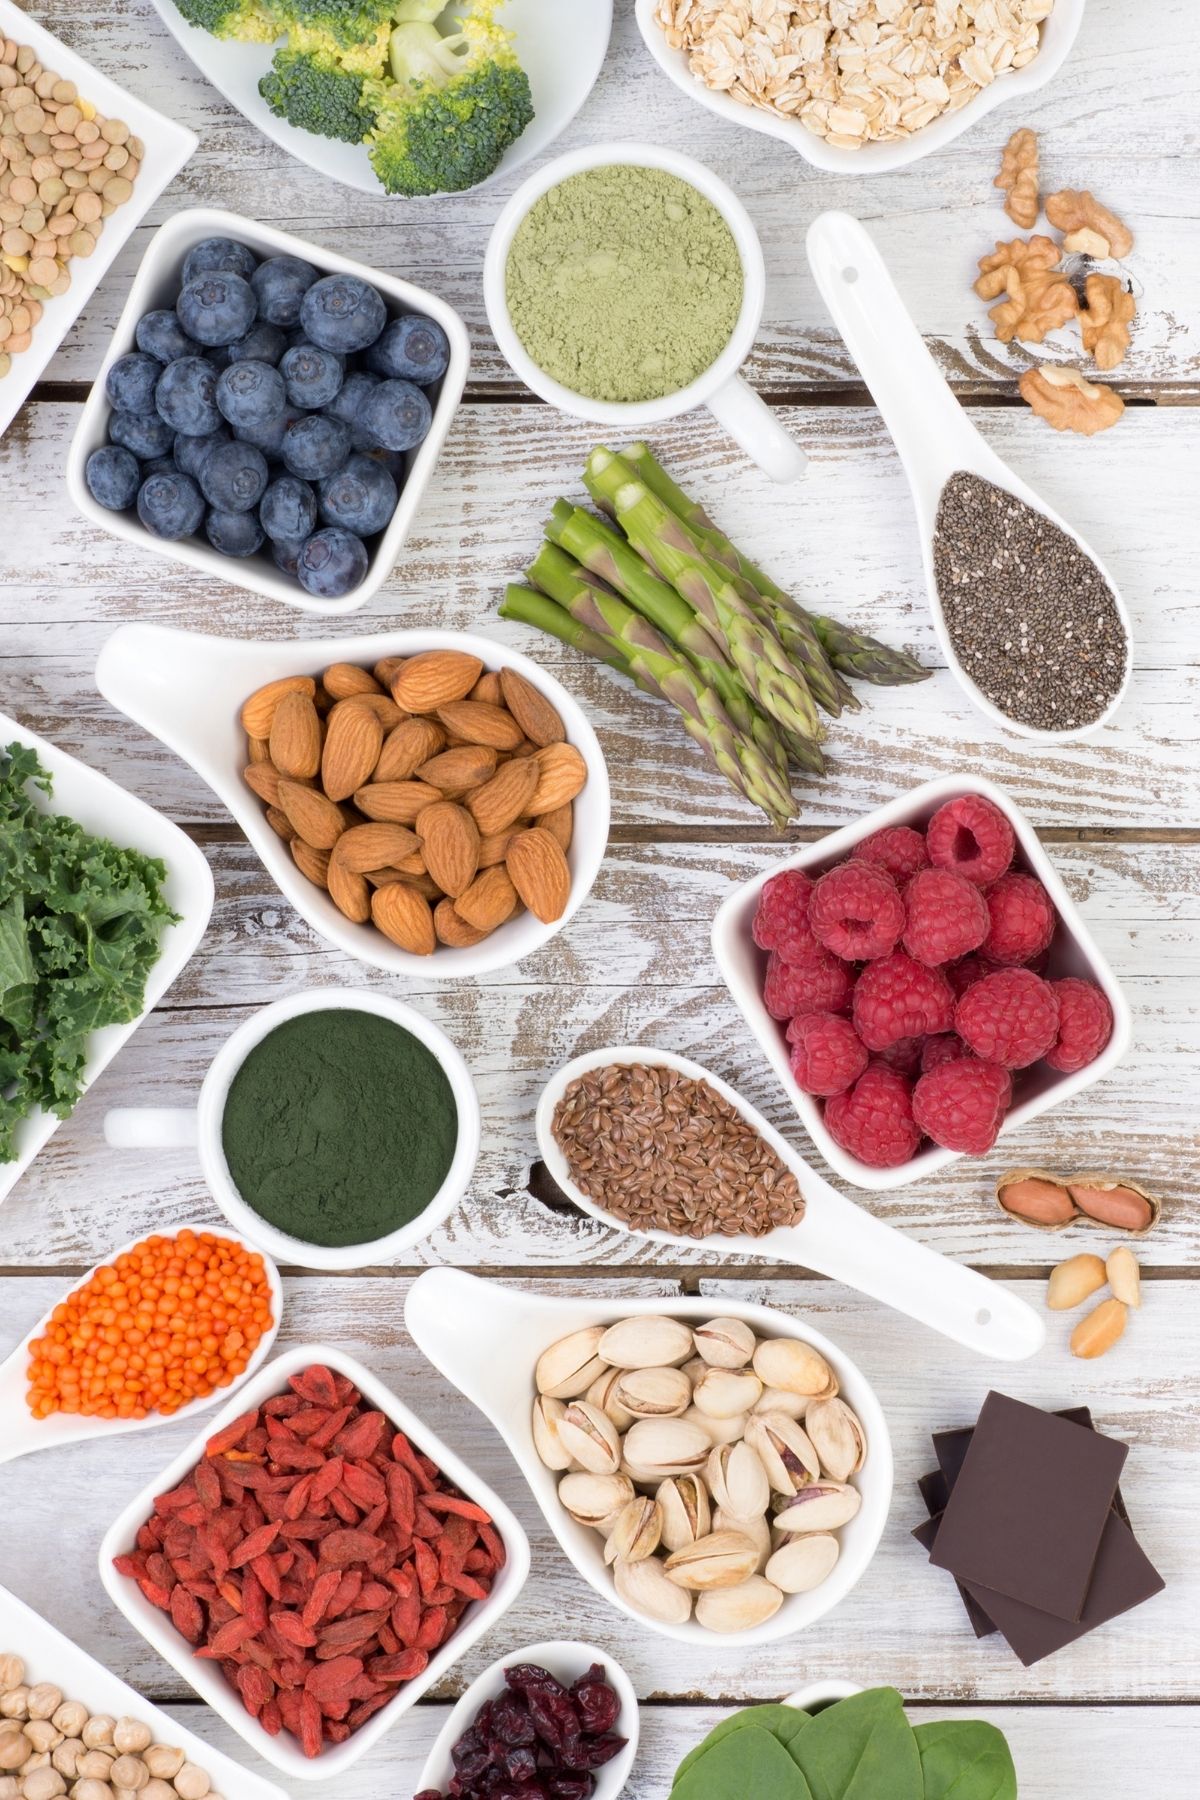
98 1345 530 1780
711 776 1132 1193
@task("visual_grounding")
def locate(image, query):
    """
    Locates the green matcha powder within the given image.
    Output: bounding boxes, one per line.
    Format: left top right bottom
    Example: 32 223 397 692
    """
506 165 744 404
221 1010 458 1249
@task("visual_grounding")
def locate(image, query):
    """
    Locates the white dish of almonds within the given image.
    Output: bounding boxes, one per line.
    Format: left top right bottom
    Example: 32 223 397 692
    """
405 1269 892 1647
0 0 195 439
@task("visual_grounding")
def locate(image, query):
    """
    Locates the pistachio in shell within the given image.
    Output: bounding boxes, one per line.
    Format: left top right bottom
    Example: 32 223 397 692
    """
622 1416 711 1478
692 1367 763 1419
693 1317 756 1369
535 1326 608 1399
695 1576 783 1633
765 1532 840 1594
614 1554 693 1625
603 1496 663 1565
774 1481 862 1534
532 1395 575 1472
598 1315 694 1369
657 1474 711 1552
663 1529 760 1591
612 1365 692 1420
705 1441 770 1522
586 1366 636 1432
752 1386 809 1422
752 1337 836 1399
804 1397 867 1483
683 1405 748 1447
715 1505 771 1573
744 1410 820 1496
556 1400 621 1474
558 1470 634 1530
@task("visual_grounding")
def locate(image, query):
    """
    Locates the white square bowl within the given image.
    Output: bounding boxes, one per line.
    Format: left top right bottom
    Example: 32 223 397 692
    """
66 206 469 615
711 775 1132 1193
0 0 196 439
98 1343 531 1782
0 713 213 1209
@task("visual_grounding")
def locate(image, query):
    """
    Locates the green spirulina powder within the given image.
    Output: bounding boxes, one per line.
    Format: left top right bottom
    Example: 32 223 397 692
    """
506 164 744 404
221 1010 458 1249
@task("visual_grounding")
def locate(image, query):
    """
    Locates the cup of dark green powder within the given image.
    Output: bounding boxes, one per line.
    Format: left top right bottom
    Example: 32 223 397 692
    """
484 142 807 483
104 989 480 1270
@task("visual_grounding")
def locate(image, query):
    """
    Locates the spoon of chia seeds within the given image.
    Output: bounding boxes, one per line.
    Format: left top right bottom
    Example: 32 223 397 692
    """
805 211 1132 743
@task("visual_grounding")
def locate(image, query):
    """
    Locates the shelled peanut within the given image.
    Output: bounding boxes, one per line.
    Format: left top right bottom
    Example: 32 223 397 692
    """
240 652 588 954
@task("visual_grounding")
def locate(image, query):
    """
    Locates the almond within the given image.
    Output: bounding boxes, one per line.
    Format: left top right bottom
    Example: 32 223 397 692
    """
417 801 479 898
291 838 331 888
467 757 539 836
436 700 525 751
477 827 519 868
434 898 490 947
456 865 518 933
354 779 442 825
323 661 381 700
506 827 571 923
500 667 566 747
240 675 316 739
417 744 497 792
363 867 410 886
243 760 283 806
371 883 435 955
265 806 295 841
278 780 346 850
247 735 270 765
269 690 322 780
470 671 504 706
529 742 587 814
393 849 428 877
333 822 419 873
539 802 573 852
374 718 445 783
392 649 483 712
373 655 407 689
327 857 371 924
333 692 404 731
321 701 383 802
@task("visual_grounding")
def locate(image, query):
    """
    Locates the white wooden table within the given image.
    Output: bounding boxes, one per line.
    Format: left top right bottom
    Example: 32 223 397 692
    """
1 2 1198 1794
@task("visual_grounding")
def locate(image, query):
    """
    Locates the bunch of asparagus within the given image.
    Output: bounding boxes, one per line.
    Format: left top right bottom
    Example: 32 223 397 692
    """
501 444 929 830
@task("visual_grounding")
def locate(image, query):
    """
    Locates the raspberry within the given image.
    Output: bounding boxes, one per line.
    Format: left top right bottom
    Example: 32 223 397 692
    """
921 1032 973 1074
787 1012 868 1097
809 860 905 961
926 794 1015 886
947 953 993 997
852 951 954 1051
902 867 990 966
912 1058 1012 1155
981 872 1056 966
753 869 819 964
955 968 1060 1068
872 1034 924 1077
763 948 853 1021
1044 977 1114 1073
824 1066 920 1168
857 825 930 884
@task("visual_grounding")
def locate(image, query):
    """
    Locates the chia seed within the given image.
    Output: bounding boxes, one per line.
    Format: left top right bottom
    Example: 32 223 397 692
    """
932 471 1128 732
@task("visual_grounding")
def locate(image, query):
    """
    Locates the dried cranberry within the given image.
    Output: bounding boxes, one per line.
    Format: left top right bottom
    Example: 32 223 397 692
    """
503 1746 538 1783
527 1689 581 1756
570 1667 619 1737
490 1691 536 1746
505 1663 566 1700
546 1777 594 1800
578 1734 625 1770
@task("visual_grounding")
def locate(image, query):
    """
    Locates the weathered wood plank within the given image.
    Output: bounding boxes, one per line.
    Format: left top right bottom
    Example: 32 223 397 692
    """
0 1275 1191 1704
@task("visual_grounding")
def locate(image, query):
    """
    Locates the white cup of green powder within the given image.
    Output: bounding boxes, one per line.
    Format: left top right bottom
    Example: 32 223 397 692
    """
103 987 481 1271
485 142 806 483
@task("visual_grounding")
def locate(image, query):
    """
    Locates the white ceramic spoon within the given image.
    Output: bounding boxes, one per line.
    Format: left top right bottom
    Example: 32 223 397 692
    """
535 1047 1043 1362
0 1223 282 1464
805 210 1133 744
413 1640 639 1798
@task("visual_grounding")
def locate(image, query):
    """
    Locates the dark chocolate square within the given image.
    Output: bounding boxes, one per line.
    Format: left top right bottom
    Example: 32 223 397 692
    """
930 1392 1127 1621
933 1406 1132 1528
911 1514 997 1638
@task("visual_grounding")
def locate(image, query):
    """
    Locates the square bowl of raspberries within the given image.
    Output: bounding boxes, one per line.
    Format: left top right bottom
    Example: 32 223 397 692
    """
711 778 1132 1191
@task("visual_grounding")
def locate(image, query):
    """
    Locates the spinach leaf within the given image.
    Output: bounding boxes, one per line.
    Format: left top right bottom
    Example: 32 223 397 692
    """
786 1687 923 1800
671 1725 812 1800
914 1721 1018 1800
672 1705 814 1787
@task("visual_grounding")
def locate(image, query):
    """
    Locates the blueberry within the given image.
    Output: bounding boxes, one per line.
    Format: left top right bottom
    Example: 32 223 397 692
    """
361 379 432 453
109 407 175 461
155 356 222 436
271 536 308 578
318 452 396 538
325 370 380 450
85 445 140 511
182 236 258 285
177 272 257 348
136 308 194 363
136 470 205 540
142 456 178 481
206 508 265 557
235 404 302 457
174 425 230 479
299 274 386 355
279 343 343 410
297 526 368 599
282 413 351 481
365 314 450 385
250 254 319 328
260 474 317 542
227 320 287 366
105 351 163 414
361 443 406 479
215 359 288 435
199 439 269 513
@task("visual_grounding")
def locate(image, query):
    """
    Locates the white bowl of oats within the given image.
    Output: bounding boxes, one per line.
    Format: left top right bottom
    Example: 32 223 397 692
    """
636 0 1086 174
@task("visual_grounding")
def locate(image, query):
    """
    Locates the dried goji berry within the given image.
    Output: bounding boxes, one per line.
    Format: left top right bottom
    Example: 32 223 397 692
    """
206 1408 260 1458
328 1487 360 1525
413 1605 449 1652
341 1464 386 1509
309 1405 354 1450
251 1553 282 1600
259 1699 283 1737
302 1569 342 1630
169 1584 205 1643
319 1528 383 1568
298 1689 323 1759
305 1655 363 1701
271 1610 318 1648
283 1474 315 1521
290 1365 340 1408
235 1664 275 1716
136 1577 171 1610
368 1649 429 1683
230 1522 281 1568
324 1721 352 1744
347 1692 392 1729
333 1410 387 1460
197 1616 259 1658
389 1587 420 1647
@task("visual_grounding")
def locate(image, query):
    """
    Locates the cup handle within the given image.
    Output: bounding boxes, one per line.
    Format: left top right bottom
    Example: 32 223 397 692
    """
104 1107 200 1149
704 374 807 483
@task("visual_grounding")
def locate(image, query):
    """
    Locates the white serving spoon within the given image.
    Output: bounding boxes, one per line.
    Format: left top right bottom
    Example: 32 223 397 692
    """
0 1223 282 1464
805 210 1133 744
535 1047 1043 1362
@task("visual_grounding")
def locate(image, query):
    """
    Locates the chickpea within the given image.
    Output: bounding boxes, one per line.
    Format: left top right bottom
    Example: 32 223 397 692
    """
113 1721 152 1757
0 1688 27 1720
110 1755 149 1791
18 1749 48 1777
76 1750 117 1779
51 1701 87 1738
0 1733 29 1772
0 1775 18 1800
0 1656 23 1691
26 1685 61 1721
51 1737 83 1778
23 1720 61 1753
82 1717 116 1750
142 1748 184 1782
142 1782 177 1800
22 1766 66 1800
72 1782 115 1800
171 1764 210 1800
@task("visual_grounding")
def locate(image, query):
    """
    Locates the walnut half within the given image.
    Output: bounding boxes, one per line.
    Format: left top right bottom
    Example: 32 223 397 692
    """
975 236 1078 344
1019 364 1125 435
995 128 1039 229
1045 188 1134 260
1080 273 1136 372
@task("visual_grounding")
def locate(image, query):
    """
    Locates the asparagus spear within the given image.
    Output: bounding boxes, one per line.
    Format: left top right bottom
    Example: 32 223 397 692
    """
809 614 931 686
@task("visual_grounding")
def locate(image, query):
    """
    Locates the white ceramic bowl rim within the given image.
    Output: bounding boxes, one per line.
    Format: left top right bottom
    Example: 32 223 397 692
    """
483 141 766 426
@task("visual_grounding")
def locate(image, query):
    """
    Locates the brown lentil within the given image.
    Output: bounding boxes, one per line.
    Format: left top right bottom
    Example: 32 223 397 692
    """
932 471 1128 733
551 1061 806 1239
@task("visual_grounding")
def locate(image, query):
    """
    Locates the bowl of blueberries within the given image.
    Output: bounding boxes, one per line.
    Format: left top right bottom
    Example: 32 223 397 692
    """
66 206 469 611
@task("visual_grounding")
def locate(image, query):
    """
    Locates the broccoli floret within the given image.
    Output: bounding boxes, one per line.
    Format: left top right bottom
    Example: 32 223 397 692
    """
259 45 376 141
365 2 534 196
172 0 284 41
283 0 398 48
289 19 391 76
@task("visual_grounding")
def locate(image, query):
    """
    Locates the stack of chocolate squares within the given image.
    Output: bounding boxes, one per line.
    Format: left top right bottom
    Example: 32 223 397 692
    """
914 1391 1164 1665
